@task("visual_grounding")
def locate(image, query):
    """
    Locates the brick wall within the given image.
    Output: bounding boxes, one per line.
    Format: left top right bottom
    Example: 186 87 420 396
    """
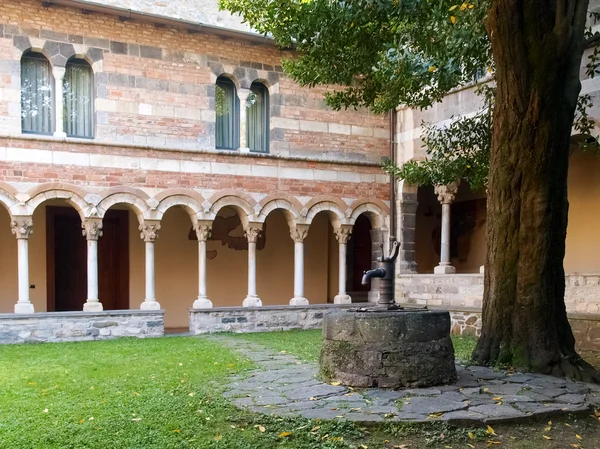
0 0 389 164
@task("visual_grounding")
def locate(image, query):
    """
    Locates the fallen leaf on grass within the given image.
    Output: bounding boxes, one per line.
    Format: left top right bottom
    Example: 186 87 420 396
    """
258 425 266 433
43 409 48 413
172 429 180 433
330 381 341 386
576 434 583 440
360 445 368 449
468 432 474 439
487 441 501 445
486 425 496 436
311 426 320 432
214 435 222 441
492 396 502 401
279 431 292 437
131 418 142 422
542 435 552 440
331 437 343 442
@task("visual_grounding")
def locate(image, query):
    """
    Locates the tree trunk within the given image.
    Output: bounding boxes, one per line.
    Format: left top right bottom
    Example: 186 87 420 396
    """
473 0 600 381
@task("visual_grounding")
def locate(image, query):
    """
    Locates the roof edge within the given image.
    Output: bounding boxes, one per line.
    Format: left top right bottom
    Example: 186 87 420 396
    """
42 0 276 46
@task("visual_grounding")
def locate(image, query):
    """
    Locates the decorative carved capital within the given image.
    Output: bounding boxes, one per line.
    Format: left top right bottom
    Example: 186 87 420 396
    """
434 181 460 204
244 223 263 243
194 221 212 242
11 217 33 240
139 222 161 242
333 225 352 244
82 219 103 241
290 225 309 243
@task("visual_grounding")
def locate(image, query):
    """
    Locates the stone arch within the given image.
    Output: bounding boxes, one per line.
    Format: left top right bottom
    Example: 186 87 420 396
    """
256 194 303 229
349 199 390 229
211 71 241 91
303 196 349 226
0 183 18 216
208 194 256 227
26 185 90 220
96 187 150 224
154 189 206 225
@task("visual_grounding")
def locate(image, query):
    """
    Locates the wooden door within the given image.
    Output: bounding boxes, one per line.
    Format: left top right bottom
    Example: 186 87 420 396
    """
47 207 129 311
351 215 372 292
98 210 129 310
47 207 87 312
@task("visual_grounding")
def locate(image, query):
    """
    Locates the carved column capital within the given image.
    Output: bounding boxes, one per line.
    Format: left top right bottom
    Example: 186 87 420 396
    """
333 225 352 244
139 221 161 242
11 216 33 240
290 224 309 243
82 219 103 241
434 181 460 204
194 221 212 242
244 223 263 243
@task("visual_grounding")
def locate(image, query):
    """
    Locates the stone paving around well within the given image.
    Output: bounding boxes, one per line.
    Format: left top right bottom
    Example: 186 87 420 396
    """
209 335 600 425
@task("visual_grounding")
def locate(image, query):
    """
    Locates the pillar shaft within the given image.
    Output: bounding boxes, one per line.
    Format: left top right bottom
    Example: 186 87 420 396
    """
243 224 262 307
238 88 250 151
289 225 309 306
333 225 352 304
193 222 213 308
397 188 419 273
12 217 34 314
434 182 459 274
140 222 161 310
82 219 103 312
52 67 66 138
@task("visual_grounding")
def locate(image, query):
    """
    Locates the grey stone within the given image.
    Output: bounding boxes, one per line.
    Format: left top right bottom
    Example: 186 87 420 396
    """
140 45 162 59
285 384 347 401
364 405 397 414
553 394 586 404
86 48 104 63
343 412 383 422
469 404 526 419
92 321 118 328
401 397 468 415
110 41 128 54
13 35 31 52
484 383 528 396
443 410 487 424
405 388 442 396
254 395 289 406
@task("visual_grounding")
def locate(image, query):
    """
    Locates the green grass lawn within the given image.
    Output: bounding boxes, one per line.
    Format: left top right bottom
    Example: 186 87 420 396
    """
1 332 600 449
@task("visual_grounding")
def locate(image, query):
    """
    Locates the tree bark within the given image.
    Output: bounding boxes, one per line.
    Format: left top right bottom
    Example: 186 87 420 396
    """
473 0 600 381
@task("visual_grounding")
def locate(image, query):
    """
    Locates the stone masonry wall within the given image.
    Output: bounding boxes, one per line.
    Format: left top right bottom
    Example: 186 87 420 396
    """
0 0 388 164
0 310 164 344
189 304 363 334
397 273 600 314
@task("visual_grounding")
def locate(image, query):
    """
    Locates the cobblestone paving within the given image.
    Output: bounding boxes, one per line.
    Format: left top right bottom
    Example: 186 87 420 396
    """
210 335 600 425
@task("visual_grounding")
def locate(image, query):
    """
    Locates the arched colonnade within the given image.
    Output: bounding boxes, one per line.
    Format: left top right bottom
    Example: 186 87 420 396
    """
0 182 389 314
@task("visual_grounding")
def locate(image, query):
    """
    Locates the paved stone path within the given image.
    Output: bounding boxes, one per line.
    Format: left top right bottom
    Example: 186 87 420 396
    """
210 335 600 425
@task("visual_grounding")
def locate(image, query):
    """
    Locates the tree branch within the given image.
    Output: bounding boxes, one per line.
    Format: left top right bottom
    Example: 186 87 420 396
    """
585 32 600 47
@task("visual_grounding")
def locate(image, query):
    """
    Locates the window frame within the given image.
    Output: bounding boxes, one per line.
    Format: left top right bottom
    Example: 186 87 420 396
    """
20 52 55 136
63 58 95 139
215 76 240 151
247 82 270 154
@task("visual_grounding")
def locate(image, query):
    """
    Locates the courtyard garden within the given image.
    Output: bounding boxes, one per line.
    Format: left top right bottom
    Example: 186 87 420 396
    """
1 331 600 448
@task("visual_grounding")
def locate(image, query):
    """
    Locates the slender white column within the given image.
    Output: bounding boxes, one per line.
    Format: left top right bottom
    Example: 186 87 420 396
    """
11 217 34 314
242 223 262 307
193 221 213 308
52 67 67 138
333 225 352 304
140 221 161 310
237 88 250 152
82 219 103 312
434 182 459 274
289 225 309 306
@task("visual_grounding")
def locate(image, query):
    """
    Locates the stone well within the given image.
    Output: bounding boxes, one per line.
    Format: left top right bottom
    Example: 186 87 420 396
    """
320 309 457 388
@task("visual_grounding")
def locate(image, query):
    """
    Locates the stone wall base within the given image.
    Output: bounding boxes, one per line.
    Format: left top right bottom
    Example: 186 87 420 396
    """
189 303 368 334
448 307 600 352
0 310 165 344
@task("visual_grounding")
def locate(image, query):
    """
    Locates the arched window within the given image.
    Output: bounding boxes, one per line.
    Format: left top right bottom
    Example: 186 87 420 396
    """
215 76 239 150
64 59 94 138
247 82 269 153
21 52 54 134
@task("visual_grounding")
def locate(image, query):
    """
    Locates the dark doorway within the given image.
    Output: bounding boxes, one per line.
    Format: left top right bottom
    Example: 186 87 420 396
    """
46 207 129 311
349 214 372 293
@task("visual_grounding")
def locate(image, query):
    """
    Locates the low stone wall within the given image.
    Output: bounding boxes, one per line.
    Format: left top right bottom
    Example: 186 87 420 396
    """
189 303 368 334
446 307 600 351
397 273 600 314
0 310 164 344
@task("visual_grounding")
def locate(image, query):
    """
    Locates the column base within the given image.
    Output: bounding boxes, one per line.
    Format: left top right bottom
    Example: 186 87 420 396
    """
333 294 352 304
140 300 161 310
289 297 309 306
243 295 262 307
14 302 34 314
434 265 456 274
192 297 213 309
83 301 103 312
480 265 485 274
